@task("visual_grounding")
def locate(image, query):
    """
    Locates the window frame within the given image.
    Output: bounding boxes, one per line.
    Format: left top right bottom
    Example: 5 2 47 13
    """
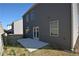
49 20 59 37
26 14 29 23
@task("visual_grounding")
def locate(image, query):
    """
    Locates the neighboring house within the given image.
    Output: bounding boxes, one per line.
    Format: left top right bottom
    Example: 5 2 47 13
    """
23 3 79 51
12 19 23 35
7 24 12 30
0 24 4 55
6 24 13 34
0 24 4 34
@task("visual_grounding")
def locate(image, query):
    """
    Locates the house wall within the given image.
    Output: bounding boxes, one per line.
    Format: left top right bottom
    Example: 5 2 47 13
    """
0 24 4 34
14 19 23 35
0 24 4 55
71 4 79 51
23 4 72 50
0 34 4 55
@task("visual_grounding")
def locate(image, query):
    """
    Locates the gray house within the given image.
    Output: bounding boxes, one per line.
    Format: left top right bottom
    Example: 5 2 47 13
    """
23 3 79 51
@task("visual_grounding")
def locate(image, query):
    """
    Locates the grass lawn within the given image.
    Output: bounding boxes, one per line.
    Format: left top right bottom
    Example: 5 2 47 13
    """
2 43 79 56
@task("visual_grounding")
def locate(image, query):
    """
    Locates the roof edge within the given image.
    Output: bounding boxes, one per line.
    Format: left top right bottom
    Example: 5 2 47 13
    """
22 3 38 17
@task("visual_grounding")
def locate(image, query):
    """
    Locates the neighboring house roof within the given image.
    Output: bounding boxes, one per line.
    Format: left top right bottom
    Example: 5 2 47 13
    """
13 19 22 23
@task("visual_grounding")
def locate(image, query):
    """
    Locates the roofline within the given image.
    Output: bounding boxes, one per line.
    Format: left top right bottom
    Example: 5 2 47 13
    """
22 3 38 17
7 4 37 26
13 18 22 23
7 18 22 26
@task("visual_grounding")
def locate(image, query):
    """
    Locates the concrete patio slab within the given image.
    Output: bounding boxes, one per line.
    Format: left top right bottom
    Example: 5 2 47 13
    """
17 38 48 52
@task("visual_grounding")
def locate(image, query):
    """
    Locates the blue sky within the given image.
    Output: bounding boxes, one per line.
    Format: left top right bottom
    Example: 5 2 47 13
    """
0 3 33 29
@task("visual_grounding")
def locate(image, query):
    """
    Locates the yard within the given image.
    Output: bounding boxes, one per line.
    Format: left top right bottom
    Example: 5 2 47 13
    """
2 34 79 56
2 43 79 56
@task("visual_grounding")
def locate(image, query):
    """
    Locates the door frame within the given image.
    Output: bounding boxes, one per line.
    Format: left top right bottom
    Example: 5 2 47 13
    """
33 26 39 40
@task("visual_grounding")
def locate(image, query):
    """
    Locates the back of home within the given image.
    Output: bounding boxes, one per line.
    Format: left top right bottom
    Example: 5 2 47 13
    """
11 3 79 51
23 3 79 51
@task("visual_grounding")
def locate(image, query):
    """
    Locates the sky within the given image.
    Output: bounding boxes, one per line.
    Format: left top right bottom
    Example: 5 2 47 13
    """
0 3 33 29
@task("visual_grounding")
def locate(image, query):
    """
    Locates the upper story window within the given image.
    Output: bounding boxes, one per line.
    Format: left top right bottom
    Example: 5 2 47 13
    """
30 10 37 21
25 10 37 22
50 20 59 37
26 14 30 23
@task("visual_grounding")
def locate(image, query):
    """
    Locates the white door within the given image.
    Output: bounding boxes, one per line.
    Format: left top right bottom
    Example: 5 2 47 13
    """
33 26 39 40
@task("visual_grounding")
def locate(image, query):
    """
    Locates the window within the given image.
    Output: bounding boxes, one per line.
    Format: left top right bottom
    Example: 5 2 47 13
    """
26 15 29 22
30 10 37 21
50 20 59 37
25 27 30 33
30 11 35 20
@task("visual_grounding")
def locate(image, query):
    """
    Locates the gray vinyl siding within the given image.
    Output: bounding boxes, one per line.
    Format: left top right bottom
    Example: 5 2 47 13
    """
23 4 72 50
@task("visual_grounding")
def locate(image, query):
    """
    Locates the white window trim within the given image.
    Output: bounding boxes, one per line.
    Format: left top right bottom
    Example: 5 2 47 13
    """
49 20 59 37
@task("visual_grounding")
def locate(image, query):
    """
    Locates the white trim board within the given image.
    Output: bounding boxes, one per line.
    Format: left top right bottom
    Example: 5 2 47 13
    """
71 3 79 50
